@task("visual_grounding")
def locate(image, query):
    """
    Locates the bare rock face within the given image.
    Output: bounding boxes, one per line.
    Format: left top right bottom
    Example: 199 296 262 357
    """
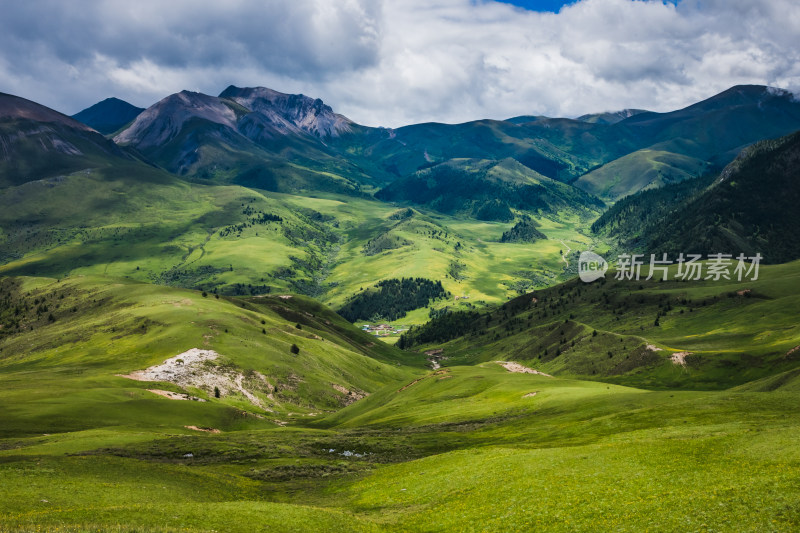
121 348 275 412
114 86 353 152
114 91 239 148
219 85 353 138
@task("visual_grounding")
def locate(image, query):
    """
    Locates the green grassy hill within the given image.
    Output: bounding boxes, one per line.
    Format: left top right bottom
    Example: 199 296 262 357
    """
310 364 800 531
574 85 800 201
375 157 604 221
0 162 603 320
593 129 800 264
0 275 418 436
0 163 296 289
574 149 710 202
0 92 137 188
2 309 799 530
398 260 800 390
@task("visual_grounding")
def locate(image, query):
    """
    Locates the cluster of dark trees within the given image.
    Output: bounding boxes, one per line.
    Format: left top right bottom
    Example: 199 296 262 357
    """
362 233 410 256
388 208 414 221
0 279 70 336
219 209 283 237
500 216 547 243
218 283 272 296
397 310 482 349
252 212 283 224
337 277 448 322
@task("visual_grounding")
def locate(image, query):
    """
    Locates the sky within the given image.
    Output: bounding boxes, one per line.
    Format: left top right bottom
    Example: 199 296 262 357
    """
1 0 798 127
498 0 676 12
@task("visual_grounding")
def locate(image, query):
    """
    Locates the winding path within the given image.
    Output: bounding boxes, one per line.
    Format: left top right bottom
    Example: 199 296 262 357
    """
560 240 572 268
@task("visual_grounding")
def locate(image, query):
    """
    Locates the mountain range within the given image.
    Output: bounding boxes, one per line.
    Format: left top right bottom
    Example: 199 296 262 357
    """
5 82 796 204
594 129 800 263
111 87 370 195
3 81 800 531
74 83 800 203
2 83 800 308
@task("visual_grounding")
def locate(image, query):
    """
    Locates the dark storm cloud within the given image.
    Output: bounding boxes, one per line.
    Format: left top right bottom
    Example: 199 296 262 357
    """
0 0 381 76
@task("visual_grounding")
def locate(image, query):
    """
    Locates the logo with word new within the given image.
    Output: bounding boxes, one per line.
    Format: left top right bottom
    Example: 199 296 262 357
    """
578 251 608 283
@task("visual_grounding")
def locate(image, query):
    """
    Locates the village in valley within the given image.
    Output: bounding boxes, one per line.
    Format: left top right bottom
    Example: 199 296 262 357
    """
358 294 477 344
360 323 409 338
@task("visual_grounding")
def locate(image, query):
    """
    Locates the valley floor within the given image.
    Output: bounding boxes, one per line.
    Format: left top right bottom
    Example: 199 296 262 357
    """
1 364 799 531
1 269 799 532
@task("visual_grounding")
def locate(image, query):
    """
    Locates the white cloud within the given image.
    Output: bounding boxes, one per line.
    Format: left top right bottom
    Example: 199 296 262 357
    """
1 0 799 126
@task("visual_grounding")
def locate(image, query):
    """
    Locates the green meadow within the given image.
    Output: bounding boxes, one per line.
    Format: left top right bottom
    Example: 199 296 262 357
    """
3 80 800 532
0 167 796 531
0 166 601 324
575 149 709 202
401 260 800 389
1 264 799 531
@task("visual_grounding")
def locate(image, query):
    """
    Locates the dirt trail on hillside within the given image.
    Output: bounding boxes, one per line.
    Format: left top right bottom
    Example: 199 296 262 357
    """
146 389 205 402
495 361 553 377
185 425 221 434
560 240 572 268
397 369 451 392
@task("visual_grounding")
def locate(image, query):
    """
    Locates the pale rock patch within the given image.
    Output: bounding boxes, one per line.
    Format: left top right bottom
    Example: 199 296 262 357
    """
332 383 368 406
670 352 691 366
121 348 274 411
495 361 553 377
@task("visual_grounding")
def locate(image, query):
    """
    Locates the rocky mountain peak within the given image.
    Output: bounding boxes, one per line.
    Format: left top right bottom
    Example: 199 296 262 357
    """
219 85 352 138
114 91 238 147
